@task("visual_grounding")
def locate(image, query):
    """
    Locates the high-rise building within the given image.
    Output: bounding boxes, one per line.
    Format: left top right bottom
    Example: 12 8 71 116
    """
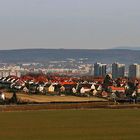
101 64 107 77
94 62 106 77
129 63 140 79
112 62 125 79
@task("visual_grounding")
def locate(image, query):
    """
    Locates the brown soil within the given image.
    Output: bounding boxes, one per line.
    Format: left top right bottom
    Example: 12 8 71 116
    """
5 92 107 103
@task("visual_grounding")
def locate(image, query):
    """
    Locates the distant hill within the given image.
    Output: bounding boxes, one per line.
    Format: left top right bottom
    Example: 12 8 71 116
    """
113 46 140 50
0 49 140 65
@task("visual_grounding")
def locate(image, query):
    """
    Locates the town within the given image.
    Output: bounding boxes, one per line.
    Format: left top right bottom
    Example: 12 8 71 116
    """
0 61 140 104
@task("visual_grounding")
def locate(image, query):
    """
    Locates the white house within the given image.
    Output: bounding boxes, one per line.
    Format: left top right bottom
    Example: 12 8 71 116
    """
48 85 55 92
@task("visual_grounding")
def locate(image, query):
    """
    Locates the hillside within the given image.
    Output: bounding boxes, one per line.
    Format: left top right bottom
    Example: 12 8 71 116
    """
0 49 140 64
113 46 140 50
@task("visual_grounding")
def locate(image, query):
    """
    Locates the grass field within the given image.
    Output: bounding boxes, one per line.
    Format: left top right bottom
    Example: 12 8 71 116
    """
5 92 107 103
0 109 140 140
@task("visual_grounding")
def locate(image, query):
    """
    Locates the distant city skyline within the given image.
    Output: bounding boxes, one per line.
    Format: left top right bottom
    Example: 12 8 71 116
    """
0 0 140 50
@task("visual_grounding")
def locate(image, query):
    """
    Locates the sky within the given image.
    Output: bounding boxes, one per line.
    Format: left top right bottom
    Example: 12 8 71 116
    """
0 0 140 50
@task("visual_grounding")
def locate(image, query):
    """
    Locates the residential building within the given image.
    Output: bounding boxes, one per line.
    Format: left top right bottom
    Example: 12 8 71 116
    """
129 63 140 79
94 62 107 77
112 62 125 79
0 67 21 78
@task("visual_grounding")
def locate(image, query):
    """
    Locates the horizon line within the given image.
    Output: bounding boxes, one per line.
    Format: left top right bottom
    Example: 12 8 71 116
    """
0 47 138 51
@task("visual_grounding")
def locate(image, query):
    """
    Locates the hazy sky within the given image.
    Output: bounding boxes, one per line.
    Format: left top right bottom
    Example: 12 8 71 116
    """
0 0 140 50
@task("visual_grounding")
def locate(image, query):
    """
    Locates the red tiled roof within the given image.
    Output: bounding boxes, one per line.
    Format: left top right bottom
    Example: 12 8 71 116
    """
60 81 76 85
109 86 125 91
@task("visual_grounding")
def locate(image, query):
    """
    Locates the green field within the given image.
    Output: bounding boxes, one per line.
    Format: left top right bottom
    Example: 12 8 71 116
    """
0 109 140 140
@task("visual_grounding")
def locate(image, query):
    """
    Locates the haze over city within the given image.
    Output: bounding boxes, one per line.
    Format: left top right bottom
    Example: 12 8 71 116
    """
0 0 140 50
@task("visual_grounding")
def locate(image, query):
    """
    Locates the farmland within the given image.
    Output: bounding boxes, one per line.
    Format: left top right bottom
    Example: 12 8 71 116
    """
0 109 140 140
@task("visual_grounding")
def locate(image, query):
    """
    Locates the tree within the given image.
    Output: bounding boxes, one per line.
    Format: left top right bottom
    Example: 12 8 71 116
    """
103 75 113 92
